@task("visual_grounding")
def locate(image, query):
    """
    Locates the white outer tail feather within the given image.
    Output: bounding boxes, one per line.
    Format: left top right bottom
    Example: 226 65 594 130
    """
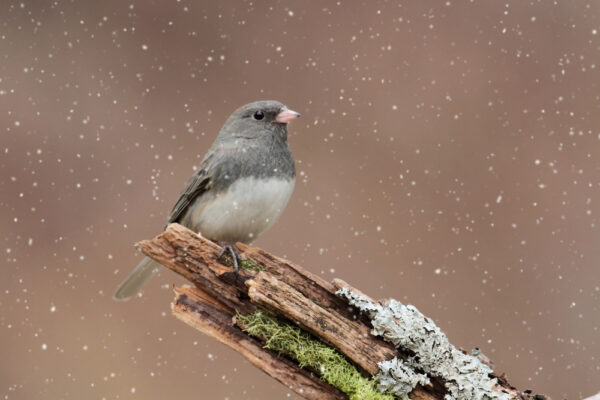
113 257 161 301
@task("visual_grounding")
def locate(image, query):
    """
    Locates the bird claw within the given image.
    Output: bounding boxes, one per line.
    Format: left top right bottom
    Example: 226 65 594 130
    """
217 243 241 275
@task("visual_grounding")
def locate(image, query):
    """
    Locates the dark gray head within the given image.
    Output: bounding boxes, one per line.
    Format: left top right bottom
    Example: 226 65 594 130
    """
216 100 300 143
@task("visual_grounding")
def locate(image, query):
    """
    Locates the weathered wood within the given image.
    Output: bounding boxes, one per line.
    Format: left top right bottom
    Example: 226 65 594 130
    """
136 223 537 400
246 272 396 375
238 245 368 323
172 286 345 400
137 225 396 373
137 226 255 314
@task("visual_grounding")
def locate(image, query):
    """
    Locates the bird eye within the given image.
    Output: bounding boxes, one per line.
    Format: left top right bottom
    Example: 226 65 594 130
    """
253 111 264 120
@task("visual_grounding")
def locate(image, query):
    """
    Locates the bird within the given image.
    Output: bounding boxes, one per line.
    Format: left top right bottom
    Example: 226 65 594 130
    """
114 100 300 300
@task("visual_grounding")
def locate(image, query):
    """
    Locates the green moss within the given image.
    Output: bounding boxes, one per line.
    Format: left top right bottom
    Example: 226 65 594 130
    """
237 310 396 400
239 258 263 272
218 252 264 272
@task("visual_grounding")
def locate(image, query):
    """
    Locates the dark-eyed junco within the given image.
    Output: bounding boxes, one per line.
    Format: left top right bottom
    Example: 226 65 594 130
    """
114 100 300 300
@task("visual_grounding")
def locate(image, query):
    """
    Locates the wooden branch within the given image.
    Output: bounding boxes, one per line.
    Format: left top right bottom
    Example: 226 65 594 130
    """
136 223 539 400
172 285 345 400
246 272 395 375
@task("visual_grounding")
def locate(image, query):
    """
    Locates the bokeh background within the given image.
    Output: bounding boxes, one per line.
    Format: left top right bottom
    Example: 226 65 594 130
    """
1 1 599 399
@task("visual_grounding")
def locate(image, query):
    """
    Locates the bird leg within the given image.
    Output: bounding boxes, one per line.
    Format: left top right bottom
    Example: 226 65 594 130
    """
217 242 241 275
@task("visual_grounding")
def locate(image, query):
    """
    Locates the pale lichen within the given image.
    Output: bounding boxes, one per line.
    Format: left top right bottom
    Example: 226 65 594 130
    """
336 288 512 400
377 357 430 397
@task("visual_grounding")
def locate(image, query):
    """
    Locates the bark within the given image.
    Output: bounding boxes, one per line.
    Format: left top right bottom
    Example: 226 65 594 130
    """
136 223 539 400
172 285 345 400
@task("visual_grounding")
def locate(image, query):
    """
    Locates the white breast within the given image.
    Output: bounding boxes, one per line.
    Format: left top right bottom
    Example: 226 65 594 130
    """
193 176 295 244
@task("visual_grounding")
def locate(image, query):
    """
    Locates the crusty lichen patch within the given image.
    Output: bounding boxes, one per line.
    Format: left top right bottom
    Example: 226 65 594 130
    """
377 357 430 397
237 310 398 400
336 288 512 400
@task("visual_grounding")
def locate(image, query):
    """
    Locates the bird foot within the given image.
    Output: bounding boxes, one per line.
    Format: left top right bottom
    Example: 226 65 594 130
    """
217 242 241 275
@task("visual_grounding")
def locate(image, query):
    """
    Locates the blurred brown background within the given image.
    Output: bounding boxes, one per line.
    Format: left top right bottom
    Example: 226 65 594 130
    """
1 1 599 399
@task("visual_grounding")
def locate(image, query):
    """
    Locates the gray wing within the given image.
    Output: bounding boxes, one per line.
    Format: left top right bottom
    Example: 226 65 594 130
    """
166 153 215 226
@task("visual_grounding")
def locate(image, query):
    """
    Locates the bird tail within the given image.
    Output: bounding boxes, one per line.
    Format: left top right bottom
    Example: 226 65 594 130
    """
113 257 161 301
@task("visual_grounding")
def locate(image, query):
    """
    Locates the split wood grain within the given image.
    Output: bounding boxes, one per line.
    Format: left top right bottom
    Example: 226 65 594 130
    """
172 286 345 400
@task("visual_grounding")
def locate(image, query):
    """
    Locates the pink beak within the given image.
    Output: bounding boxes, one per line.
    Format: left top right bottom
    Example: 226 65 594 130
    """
275 106 301 124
